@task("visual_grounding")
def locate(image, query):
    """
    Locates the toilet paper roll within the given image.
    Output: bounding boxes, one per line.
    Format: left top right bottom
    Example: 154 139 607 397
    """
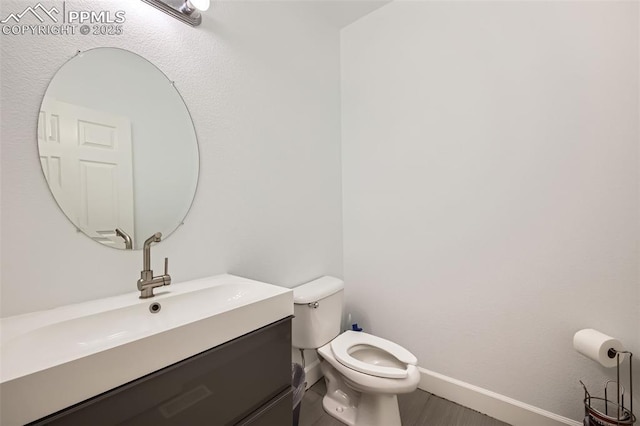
573 329 625 368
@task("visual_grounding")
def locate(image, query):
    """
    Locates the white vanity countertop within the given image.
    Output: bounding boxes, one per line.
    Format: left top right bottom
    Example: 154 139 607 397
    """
0 274 293 425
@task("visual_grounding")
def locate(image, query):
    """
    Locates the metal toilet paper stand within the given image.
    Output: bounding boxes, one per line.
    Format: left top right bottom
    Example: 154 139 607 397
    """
580 350 635 426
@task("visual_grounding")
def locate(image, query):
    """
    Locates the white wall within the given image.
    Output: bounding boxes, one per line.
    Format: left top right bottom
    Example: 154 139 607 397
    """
0 0 343 316
341 1 639 421
2 0 638 421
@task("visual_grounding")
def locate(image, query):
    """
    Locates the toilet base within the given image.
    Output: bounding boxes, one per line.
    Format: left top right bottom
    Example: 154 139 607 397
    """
321 363 359 425
321 364 403 426
322 391 402 426
322 394 357 426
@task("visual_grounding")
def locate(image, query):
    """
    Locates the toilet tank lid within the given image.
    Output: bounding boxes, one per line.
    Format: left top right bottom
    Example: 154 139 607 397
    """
293 276 344 304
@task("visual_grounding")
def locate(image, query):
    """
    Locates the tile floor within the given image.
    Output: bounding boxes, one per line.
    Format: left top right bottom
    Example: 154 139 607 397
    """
298 379 511 426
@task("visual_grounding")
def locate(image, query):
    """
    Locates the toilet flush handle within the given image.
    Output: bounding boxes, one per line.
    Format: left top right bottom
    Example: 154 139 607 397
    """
308 301 319 309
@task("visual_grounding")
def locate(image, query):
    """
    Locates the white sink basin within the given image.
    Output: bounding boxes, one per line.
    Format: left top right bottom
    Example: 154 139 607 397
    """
0 274 293 425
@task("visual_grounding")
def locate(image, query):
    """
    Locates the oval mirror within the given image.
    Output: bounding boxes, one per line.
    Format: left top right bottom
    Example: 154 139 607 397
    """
37 48 199 250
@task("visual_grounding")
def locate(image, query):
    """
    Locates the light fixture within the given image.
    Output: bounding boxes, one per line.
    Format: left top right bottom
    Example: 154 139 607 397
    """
141 0 210 26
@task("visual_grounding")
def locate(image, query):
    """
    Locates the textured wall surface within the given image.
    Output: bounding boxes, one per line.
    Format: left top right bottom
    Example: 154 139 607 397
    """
341 1 639 421
0 0 343 316
2 0 638 422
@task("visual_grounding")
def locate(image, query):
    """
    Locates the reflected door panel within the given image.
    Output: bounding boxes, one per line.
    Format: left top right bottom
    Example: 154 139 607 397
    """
39 98 135 249
38 48 199 250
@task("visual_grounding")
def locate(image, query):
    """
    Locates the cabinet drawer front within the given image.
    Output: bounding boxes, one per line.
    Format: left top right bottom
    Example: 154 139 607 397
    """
237 387 293 426
32 318 292 426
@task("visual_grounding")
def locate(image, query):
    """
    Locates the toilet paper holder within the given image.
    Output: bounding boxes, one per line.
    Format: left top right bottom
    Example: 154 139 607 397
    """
580 350 635 426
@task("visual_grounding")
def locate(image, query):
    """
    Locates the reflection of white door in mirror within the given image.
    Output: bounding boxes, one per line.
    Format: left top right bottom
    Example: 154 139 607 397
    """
39 48 199 249
38 97 135 249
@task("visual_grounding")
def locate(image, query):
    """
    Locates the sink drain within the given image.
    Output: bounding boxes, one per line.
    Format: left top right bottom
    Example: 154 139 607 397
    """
149 302 161 313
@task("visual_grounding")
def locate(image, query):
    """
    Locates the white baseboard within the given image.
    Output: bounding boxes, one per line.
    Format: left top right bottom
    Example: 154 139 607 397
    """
293 348 324 390
418 367 581 426
304 358 324 390
298 360 580 426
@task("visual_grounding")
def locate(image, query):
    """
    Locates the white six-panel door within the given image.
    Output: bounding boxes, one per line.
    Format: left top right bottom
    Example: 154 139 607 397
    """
38 98 135 249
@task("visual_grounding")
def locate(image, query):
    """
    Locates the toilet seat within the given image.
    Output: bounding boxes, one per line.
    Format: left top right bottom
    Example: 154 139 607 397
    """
330 331 417 379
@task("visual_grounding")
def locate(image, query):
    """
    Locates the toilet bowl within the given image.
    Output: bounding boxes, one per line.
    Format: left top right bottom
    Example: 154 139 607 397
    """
330 331 417 379
292 277 420 426
317 331 420 426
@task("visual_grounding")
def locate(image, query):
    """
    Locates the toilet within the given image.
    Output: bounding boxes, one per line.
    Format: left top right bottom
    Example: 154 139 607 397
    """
292 276 420 426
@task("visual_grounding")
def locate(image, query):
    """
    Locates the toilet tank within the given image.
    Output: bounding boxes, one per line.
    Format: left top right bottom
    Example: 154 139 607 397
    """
292 276 344 349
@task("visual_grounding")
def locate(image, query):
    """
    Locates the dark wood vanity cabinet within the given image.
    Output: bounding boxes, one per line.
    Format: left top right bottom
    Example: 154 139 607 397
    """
30 317 293 426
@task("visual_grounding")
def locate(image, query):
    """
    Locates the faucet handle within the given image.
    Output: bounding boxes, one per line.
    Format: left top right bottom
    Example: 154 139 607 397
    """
164 257 169 275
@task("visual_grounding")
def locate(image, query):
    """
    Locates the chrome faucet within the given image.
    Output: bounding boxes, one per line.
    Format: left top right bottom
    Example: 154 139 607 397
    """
115 228 132 250
137 232 171 299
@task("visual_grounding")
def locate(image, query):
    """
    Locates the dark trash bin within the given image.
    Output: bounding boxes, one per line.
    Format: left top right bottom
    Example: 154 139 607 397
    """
292 363 306 426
